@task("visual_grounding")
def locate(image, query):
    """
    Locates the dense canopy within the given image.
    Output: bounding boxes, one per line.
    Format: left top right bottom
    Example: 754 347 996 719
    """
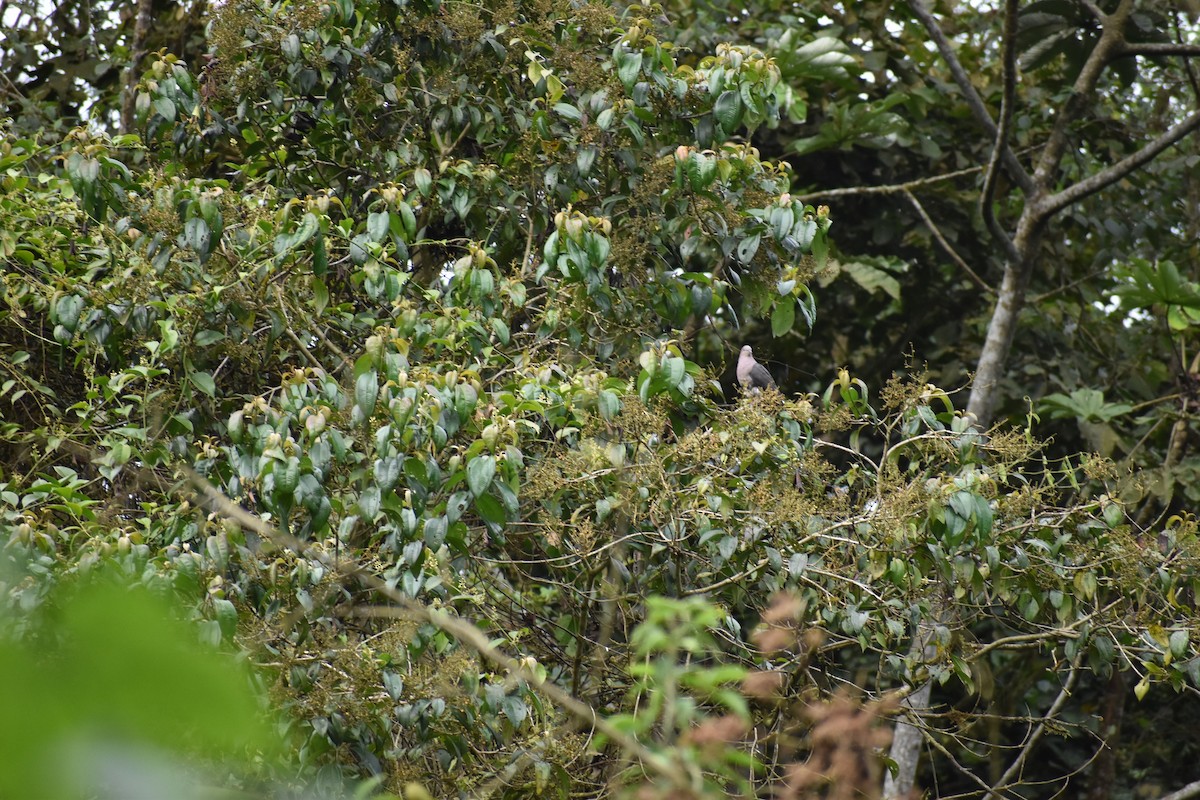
4 1 1200 798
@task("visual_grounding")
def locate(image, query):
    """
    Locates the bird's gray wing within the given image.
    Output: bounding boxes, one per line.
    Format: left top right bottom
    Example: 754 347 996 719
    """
749 362 775 389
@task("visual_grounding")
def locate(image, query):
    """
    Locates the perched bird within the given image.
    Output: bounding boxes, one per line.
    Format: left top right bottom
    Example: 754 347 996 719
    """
736 345 776 393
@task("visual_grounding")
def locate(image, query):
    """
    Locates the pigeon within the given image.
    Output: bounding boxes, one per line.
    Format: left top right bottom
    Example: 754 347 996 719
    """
736 345 776 393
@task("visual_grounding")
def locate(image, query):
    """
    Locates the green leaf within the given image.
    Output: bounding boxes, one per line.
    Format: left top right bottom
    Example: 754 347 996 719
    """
185 217 211 258
398 201 417 241
1073 570 1098 601
275 213 321 256
295 212 320 246
811 228 829 268
404 457 428 490
617 49 642 89
274 457 301 496
840 260 901 300
598 389 620 420
358 486 381 520
1170 629 1190 660
585 233 610 266
195 330 225 347
54 295 84 332
490 317 510 344
0 580 278 799
424 515 448 548
313 276 329 315
771 300 795 337
153 96 177 122
1041 388 1133 423
355 371 379 420
576 145 597 175
792 217 817 251
736 232 761 263
367 211 390 242
660 357 685 389
467 455 496 497
374 456 402 493
739 80 764 121
1115 259 1200 310
413 167 433 197
312 234 328 276
189 370 216 397
713 90 743 133
213 598 238 642
475 492 507 526
554 102 582 121
282 33 301 61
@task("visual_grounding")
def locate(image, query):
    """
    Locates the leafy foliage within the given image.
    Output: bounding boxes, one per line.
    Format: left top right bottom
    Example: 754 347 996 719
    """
4 0 1200 798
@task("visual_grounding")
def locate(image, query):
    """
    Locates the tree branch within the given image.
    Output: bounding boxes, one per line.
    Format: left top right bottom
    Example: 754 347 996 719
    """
118 0 154 133
985 651 1082 800
969 601 1121 662
793 171 999 294
1032 0 1133 189
909 0 1034 195
792 162 989 203
903 189 994 294
1079 0 1106 20
1115 42 1200 58
1037 108 1200 218
180 466 693 789
979 0 1022 265
1158 779 1200 800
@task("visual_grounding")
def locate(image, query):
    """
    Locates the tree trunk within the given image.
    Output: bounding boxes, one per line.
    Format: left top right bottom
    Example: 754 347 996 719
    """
119 0 155 134
965 261 1030 427
883 603 945 799
1085 670 1126 800
966 215 1045 427
883 680 930 799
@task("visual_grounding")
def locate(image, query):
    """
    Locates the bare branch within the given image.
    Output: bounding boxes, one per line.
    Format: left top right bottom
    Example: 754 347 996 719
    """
1173 9 1200 101
903 189 994 294
1157 779 1200 800
985 651 1082 800
792 162 988 203
1116 42 1200 58
921 729 1001 798
180 466 693 789
1032 0 1134 189
793 172 999 294
970 601 1121 662
1038 108 1200 218
274 287 323 370
979 0 1022 264
909 0 1034 194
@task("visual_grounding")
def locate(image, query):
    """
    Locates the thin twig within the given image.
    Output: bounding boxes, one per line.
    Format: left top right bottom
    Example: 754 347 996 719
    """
1031 0 1133 191
970 601 1121 662
1115 42 1200 58
180 467 692 788
792 162 988 203
909 0 1034 194
978 0 1021 265
984 649 1083 800
274 287 323 370
903 189 994 294
1036 108 1200 219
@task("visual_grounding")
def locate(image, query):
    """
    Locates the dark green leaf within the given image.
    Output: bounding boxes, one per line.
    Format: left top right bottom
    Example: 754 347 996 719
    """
467 455 496 497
